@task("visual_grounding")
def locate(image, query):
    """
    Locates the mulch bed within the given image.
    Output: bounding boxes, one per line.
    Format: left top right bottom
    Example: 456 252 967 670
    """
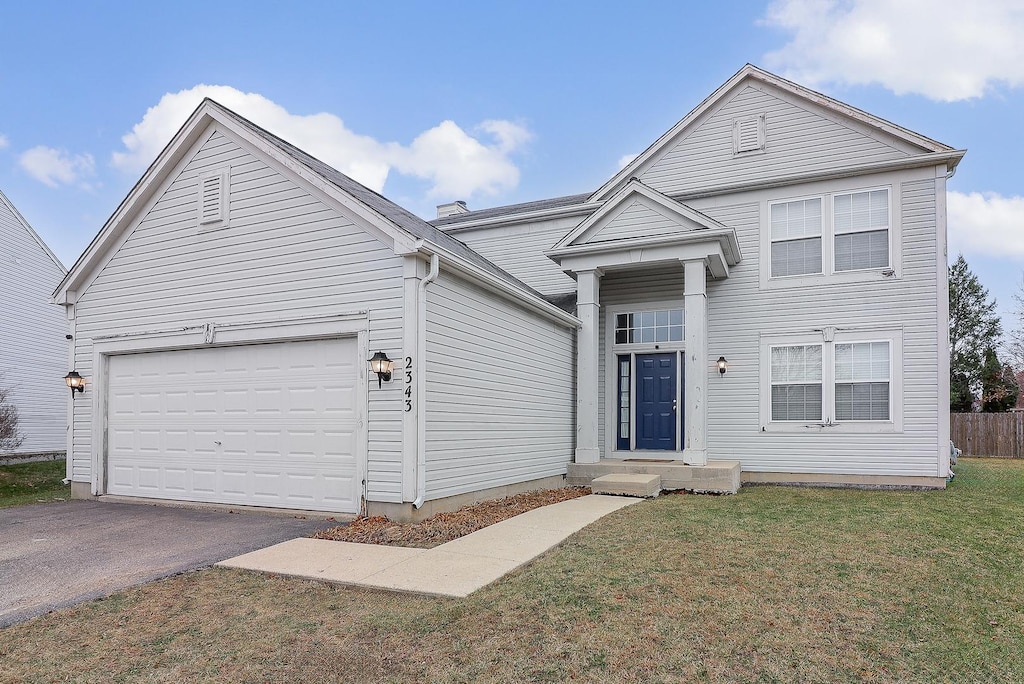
311 486 590 549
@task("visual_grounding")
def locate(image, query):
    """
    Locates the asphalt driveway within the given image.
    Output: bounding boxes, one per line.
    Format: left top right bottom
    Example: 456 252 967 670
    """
0 500 337 628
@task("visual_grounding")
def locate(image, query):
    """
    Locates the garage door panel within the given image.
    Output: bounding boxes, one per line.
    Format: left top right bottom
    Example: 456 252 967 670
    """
107 338 360 513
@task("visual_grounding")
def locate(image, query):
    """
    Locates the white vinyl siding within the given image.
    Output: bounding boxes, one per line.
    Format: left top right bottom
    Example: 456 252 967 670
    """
697 171 939 476
638 84 912 196
770 345 823 421
587 199 683 243
69 128 406 501
770 198 822 277
424 269 575 500
450 214 579 295
835 341 891 421
834 189 889 271
0 193 67 454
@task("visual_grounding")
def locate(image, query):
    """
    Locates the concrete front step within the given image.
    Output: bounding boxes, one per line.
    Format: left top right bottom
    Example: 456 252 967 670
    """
591 473 661 498
569 459 741 495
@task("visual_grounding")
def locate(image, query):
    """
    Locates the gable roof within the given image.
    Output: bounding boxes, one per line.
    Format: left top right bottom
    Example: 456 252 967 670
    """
590 64 965 202
430 193 592 230
553 179 733 251
0 189 67 275
54 100 575 324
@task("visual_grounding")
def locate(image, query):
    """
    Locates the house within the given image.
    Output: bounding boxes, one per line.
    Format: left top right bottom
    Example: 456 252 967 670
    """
0 189 68 456
54 65 962 520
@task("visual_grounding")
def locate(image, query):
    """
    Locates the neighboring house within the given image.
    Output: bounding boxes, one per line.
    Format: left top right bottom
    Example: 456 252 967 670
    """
0 189 68 455
54 65 962 520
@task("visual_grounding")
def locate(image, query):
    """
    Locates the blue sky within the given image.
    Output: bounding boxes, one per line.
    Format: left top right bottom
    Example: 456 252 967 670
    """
1 1 1022 334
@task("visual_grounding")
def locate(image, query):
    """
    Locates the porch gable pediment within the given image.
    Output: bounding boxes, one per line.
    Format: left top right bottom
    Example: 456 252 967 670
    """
546 179 741 279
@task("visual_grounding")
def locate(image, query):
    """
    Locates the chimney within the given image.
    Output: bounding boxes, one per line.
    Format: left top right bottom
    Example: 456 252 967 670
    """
436 200 469 219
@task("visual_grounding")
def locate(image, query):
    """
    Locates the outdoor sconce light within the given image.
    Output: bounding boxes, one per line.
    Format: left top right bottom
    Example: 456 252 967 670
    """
717 356 728 375
64 370 85 396
368 351 394 388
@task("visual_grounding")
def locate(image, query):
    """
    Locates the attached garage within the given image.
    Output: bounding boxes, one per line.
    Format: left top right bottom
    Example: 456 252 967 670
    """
105 338 361 513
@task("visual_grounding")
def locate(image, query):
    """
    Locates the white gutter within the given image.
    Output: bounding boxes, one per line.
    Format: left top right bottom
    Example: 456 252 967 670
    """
413 253 439 509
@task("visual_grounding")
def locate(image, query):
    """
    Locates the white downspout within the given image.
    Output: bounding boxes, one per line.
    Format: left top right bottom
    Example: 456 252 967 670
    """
413 253 439 509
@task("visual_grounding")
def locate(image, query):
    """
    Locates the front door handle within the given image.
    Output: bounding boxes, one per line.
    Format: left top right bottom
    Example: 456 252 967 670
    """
672 399 677 412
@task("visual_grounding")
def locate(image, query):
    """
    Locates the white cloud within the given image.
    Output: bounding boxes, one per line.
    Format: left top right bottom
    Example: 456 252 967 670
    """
948 191 1024 257
19 146 96 188
617 153 638 170
0 134 8 150
112 85 531 199
762 0 1024 101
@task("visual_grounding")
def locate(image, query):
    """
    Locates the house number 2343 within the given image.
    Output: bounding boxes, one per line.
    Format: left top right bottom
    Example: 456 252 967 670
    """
404 356 413 412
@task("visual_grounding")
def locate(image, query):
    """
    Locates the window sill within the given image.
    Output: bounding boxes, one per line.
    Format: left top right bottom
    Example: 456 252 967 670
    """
761 421 899 434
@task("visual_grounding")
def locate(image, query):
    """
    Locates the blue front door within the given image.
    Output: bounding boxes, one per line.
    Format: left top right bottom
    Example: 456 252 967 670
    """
635 353 677 450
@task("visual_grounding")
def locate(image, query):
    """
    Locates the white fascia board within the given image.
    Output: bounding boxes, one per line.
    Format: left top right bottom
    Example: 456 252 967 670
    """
438 201 600 233
551 239 729 279
548 228 740 266
418 244 581 329
669 150 967 204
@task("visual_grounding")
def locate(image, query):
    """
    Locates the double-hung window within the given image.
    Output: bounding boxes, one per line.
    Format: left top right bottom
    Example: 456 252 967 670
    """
835 341 890 420
770 198 822 277
834 189 889 271
763 334 897 429
770 344 823 421
766 186 893 282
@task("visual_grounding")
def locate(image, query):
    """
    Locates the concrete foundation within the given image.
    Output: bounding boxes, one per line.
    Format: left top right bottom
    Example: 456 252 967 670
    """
741 471 948 490
365 474 568 523
70 481 92 499
0 451 66 466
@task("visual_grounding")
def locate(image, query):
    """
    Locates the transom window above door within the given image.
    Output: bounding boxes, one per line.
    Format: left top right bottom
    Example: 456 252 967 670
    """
614 309 684 344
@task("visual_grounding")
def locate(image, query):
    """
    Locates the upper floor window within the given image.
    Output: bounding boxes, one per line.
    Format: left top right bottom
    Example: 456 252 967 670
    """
834 189 889 272
766 186 892 281
770 198 822 277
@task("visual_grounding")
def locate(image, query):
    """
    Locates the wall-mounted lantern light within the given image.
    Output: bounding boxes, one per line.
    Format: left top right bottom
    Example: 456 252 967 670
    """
717 356 728 375
64 370 85 396
368 351 394 388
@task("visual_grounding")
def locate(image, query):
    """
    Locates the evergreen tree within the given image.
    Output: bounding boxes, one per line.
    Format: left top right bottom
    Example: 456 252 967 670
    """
950 373 974 413
981 347 1019 413
949 255 1002 410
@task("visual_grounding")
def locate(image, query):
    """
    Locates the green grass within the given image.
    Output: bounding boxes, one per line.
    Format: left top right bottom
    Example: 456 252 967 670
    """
1 458 1022 683
0 459 70 508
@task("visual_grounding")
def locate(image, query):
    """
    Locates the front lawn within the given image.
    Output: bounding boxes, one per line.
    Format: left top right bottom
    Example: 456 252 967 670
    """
1 458 1021 682
0 459 69 508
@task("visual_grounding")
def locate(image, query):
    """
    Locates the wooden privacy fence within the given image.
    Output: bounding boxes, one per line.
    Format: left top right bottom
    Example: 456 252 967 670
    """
950 412 1024 458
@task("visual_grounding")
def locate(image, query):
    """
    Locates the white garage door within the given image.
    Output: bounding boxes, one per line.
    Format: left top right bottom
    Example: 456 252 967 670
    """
106 338 360 513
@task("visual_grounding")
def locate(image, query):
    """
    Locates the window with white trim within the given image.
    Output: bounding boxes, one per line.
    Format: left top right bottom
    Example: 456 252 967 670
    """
834 189 889 272
835 341 890 420
770 344 823 421
614 309 683 344
762 331 899 430
770 198 822 277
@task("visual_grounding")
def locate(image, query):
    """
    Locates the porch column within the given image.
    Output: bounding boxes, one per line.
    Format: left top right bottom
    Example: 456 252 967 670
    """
575 268 602 464
683 259 708 465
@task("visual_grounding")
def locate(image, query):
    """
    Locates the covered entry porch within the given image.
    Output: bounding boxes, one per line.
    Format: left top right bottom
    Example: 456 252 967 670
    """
546 180 742 482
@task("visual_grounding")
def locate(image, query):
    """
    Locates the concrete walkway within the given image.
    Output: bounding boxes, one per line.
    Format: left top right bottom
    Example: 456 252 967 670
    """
218 494 641 598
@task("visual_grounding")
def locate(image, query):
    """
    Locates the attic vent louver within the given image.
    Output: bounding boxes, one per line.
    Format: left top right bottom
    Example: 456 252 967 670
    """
733 114 766 155
198 168 229 228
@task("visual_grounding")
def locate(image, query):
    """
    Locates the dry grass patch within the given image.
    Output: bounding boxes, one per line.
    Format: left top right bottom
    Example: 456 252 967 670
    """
312 486 590 548
2 459 1022 683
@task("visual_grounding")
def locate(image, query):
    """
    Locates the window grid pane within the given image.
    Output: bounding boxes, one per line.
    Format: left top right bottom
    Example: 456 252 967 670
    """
835 342 889 382
771 237 823 277
614 309 684 344
835 229 888 271
771 344 823 421
836 382 890 421
835 190 888 234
